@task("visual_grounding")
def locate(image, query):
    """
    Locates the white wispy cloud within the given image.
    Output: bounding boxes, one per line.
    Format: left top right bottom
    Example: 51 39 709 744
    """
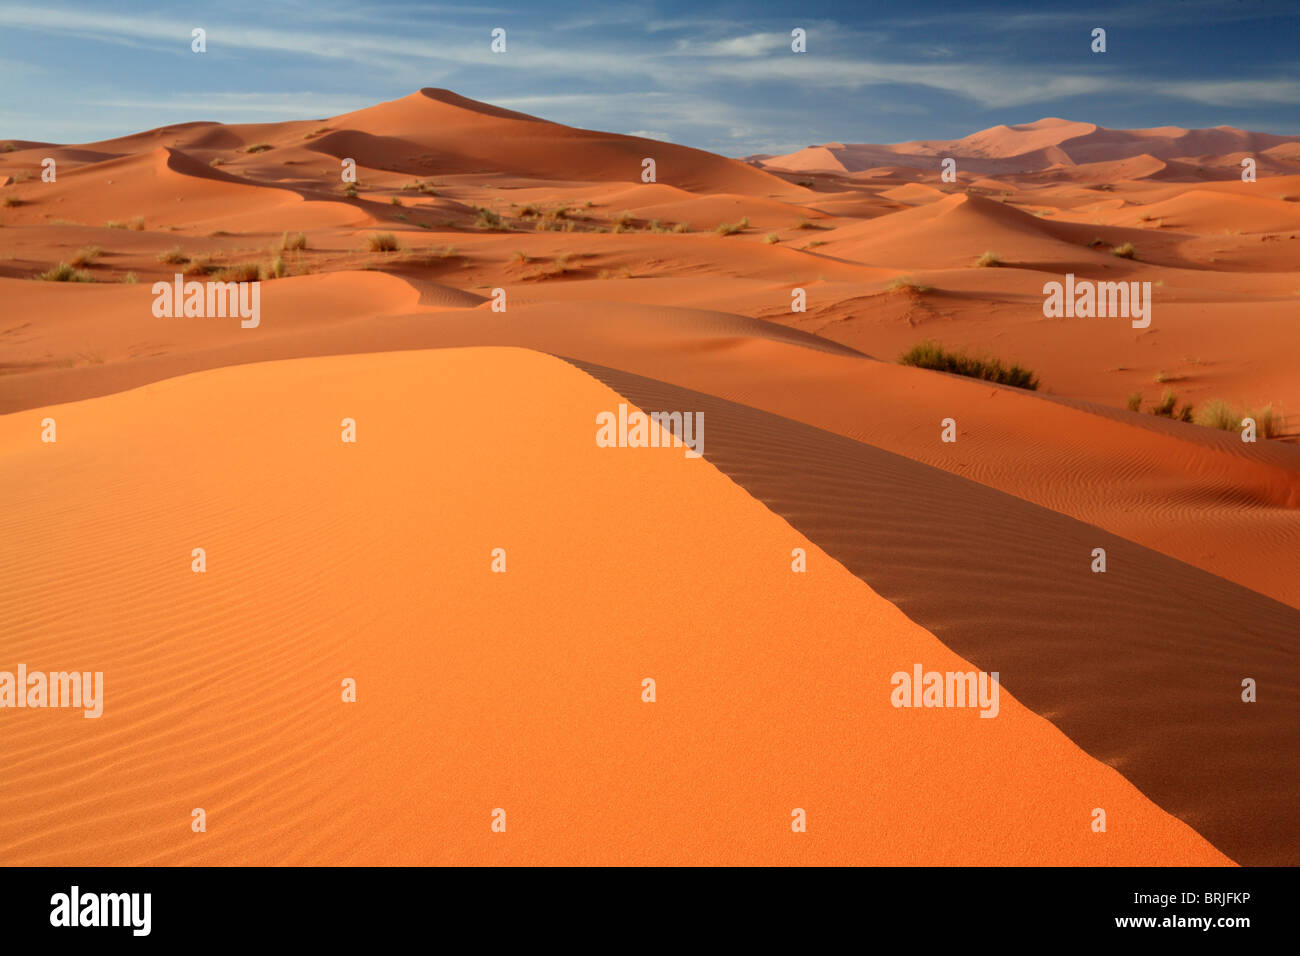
84 92 376 117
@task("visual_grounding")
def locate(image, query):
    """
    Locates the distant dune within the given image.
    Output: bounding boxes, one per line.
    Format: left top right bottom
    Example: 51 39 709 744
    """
756 117 1300 179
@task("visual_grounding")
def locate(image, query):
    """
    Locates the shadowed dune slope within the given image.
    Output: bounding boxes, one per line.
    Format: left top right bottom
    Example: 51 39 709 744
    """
565 357 1300 866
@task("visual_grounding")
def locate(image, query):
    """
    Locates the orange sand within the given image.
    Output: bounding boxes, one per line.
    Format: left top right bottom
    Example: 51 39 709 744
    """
0 347 1229 865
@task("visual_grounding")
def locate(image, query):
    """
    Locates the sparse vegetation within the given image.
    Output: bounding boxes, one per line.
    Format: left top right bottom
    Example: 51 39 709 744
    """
244 143 273 153
888 276 932 294
68 245 102 267
38 262 94 282
715 217 749 236
1195 399 1282 438
216 262 260 282
614 210 634 228
899 340 1039 390
280 231 307 251
106 216 145 231
366 232 400 252
156 245 189 265
473 207 508 231
1126 392 1142 412
3 196 22 208
1113 242 1137 259
390 196 403 206
672 222 690 233
122 271 138 284
764 233 780 244
2 142 17 153
975 250 1001 268
260 255 286 280
794 216 825 230
1148 387 1193 421
186 254 217 275
303 127 330 139
210 157 227 167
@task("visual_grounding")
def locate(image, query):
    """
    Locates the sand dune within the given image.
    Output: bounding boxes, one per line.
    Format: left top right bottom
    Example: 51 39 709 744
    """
2 92 1297 866
758 118 1300 179
569 358 1300 865
813 192 1126 269
0 346 1231 865
318 89 794 194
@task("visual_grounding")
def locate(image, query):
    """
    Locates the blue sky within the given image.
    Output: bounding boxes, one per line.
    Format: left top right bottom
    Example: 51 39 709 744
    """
1 0 1296 154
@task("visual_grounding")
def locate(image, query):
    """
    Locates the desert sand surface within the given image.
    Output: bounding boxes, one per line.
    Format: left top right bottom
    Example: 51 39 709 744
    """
2 89 1296 865
0 347 1232 865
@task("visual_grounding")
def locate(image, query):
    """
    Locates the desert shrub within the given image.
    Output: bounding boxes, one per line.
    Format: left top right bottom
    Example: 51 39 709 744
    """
1148 388 1193 421
216 262 260 282
68 245 102 267
899 340 1039 390
156 246 189 265
1113 242 1136 259
38 262 94 282
260 255 286 280
975 250 1001 267
888 276 932 294
366 232 400 252
1195 399 1283 437
280 231 307 251
244 143 273 153
186 254 217 275
473 207 507 230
